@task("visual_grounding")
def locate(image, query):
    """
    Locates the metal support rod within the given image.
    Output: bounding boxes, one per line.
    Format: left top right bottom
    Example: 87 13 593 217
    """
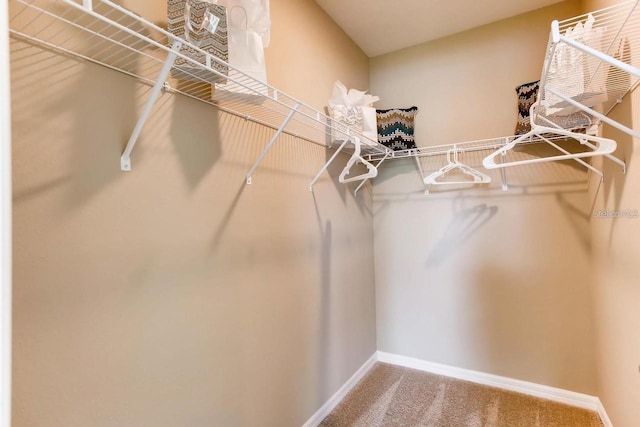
546 86 640 139
120 40 182 171
82 0 93 10
541 135 605 178
309 138 349 191
246 104 300 184
353 178 368 197
414 156 430 195
499 153 508 192
354 152 390 197
353 179 368 197
581 140 627 173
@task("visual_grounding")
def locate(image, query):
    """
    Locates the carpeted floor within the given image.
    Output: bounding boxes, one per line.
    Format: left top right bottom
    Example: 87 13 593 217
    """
319 363 603 427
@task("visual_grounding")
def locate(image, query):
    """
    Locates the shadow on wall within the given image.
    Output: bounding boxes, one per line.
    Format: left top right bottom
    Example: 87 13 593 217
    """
210 178 246 251
600 91 636 251
9 39 135 205
556 192 592 253
426 202 498 266
9 42 75 204
312 192 334 400
10 4 226 205
70 63 139 203
68 2 159 203
372 156 423 188
170 82 222 189
588 35 635 249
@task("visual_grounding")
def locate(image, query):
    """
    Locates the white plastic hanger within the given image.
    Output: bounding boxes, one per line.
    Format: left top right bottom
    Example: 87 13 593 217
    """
482 102 618 170
423 146 491 188
339 137 378 184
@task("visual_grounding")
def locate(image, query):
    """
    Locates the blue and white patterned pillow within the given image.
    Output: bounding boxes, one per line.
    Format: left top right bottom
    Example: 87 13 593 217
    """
376 106 418 151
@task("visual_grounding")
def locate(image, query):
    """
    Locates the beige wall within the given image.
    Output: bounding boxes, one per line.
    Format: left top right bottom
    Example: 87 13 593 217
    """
581 1 640 426
10 1 374 426
588 98 640 427
370 0 600 394
265 0 370 108
370 0 584 143
12 0 640 425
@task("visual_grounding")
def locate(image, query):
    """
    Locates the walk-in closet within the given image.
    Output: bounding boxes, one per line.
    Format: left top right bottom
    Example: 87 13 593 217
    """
2 0 639 426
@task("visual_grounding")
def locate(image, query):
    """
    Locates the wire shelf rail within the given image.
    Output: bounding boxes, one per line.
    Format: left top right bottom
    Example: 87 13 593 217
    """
9 0 392 175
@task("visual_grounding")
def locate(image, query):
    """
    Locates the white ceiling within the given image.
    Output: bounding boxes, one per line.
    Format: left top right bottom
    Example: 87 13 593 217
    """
314 0 566 57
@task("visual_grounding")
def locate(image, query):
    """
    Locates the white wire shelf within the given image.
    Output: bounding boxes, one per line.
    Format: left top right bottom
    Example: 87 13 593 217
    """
9 0 392 171
538 0 640 136
10 0 635 188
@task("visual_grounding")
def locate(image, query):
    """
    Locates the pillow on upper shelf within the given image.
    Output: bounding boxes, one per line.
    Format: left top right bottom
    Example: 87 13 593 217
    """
515 80 540 135
376 106 418 151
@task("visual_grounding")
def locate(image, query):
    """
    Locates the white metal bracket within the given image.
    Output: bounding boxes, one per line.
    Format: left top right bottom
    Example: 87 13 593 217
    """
546 86 640 142
246 104 300 184
120 40 182 171
309 138 350 191
499 152 508 191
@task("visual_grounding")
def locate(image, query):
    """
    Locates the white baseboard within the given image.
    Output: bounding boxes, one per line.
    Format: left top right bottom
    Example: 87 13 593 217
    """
597 398 614 427
377 351 601 413
302 351 613 427
302 352 377 427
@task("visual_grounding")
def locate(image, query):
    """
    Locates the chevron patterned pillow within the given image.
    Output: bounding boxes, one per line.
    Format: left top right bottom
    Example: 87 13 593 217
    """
515 80 539 135
376 106 418 151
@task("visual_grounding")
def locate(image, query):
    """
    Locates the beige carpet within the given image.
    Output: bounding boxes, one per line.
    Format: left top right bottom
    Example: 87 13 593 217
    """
319 363 603 427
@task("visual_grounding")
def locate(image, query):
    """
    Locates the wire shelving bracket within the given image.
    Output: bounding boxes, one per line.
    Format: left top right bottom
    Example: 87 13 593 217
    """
246 104 299 185
121 40 182 171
